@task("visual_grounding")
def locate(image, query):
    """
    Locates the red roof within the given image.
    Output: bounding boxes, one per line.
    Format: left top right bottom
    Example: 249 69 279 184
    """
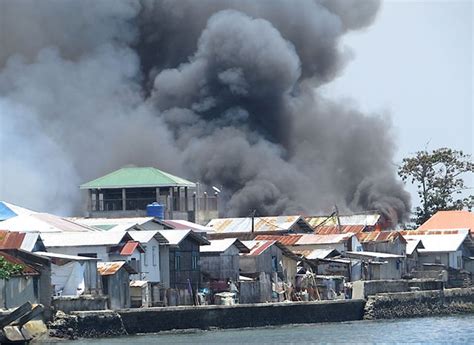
247 240 275 256
0 231 26 249
120 241 140 256
254 234 302 246
418 211 474 233
315 225 366 235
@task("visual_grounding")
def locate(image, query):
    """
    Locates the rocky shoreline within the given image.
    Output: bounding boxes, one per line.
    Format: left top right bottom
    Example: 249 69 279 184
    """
364 287 474 320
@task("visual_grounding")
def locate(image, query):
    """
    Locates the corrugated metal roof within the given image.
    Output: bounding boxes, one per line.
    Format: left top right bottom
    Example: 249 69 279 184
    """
80 167 196 189
0 201 37 218
159 219 214 232
253 234 302 245
241 240 275 256
0 230 25 249
71 217 155 231
418 211 474 232
357 231 406 244
1 213 97 233
291 248 339 260
0 251 39 276
207 215 311 233
120 241 139 255
314 225 366 235
200 239 250 253
41 231 129 247
400 229 470 253
97 261 136 276
297 233 354 245
158 230 210 246
305 214 381 228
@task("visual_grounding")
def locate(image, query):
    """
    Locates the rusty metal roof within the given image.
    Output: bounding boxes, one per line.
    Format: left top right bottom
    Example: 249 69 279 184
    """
97 261 137 276
291 248 340 260
0 251 40 276
242 240 275 256
254 234 302 246
207 216 312 233
357 231 406 244
0 230 25 249
297 233 354 245
305 214 381 228
314 225 366 235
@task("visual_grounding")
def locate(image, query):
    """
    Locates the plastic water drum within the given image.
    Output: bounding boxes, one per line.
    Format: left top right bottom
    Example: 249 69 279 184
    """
146 202 165 219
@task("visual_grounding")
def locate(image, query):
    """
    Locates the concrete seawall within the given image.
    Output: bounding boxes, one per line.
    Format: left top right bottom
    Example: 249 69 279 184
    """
118 300 366 334
364 287 474 320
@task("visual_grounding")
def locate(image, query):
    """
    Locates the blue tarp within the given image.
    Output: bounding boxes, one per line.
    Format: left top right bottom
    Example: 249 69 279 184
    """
0 202 17 221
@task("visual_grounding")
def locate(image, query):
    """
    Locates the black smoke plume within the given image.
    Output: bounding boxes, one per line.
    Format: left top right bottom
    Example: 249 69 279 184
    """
0 0 411 223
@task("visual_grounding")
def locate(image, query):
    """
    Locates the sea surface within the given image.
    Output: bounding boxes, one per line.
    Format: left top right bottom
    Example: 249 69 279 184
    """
40 314 474 344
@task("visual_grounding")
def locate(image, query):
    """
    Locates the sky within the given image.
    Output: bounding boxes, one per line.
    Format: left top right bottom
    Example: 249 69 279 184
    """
323 0 473 204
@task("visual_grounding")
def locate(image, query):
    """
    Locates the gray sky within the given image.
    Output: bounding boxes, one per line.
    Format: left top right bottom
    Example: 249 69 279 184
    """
323 0 473 204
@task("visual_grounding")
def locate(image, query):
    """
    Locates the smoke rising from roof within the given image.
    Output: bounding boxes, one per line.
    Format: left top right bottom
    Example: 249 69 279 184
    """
0 0 411 223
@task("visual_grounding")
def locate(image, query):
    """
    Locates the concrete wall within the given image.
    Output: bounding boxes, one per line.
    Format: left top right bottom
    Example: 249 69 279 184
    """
52 295 108 313
118 299 366 334
352 280 409 299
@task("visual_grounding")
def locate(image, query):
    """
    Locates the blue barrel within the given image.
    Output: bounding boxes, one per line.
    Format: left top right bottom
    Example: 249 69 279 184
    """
146 202 165 219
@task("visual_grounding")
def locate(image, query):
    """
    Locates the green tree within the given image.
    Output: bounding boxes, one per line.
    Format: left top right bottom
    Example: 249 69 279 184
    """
0 256 24 279
398 147 474 226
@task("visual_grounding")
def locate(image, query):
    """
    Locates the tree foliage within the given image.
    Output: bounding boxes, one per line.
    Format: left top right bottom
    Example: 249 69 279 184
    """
0 256 24 280
398 147 474 226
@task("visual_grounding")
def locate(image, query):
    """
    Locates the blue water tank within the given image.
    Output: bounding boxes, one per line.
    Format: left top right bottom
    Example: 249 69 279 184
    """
146 202 165 220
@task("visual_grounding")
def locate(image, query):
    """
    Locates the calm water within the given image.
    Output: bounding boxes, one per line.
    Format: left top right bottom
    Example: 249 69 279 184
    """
41 314 474 344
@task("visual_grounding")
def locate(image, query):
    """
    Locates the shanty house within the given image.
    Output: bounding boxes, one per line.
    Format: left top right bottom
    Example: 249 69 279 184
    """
200 239 249 282
158 230 210 290
207 216 313 240
357 231 407 256
97 261 136 309
400 229 474 271
79 166 218 223
345 251 405 280
240 240 299 285
405 238 425 273
0 250 51 314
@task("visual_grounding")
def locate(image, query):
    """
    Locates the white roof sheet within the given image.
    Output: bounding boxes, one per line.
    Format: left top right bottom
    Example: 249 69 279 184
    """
35 251 99 261
200 239 247 253
403 229 469 252
41 231 127 247
207 215 306 233
20 232 42 251
157 230 193 246
70 217 154 227
1 213 97 233
345 251 404 259
406 238 424 255
127 230 161 243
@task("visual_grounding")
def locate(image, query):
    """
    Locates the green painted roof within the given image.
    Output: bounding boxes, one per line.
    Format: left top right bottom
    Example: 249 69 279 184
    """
80 167 196 189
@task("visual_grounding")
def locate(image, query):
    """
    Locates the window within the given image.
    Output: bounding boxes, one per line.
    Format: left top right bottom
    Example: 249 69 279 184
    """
152 246 157 266
175 251 181 271
192 251 199 270
143 245 148 266
272 256 278 272
77 253 97 258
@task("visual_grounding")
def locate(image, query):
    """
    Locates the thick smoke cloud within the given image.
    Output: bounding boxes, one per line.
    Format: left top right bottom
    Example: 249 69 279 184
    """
0 0 411 223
